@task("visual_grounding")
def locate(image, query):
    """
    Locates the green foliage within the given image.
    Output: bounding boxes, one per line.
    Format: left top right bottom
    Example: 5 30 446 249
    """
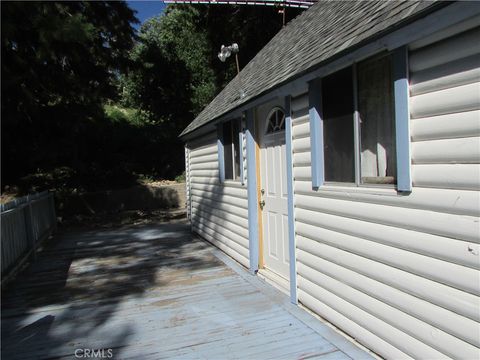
104 104 154 126
175 171 186 183
122 6 217 133
117 5 303 191
19 167 77 196
2 2 303 195
121 3 303 134
105 104 132 123
136 173 156 184
10 106 178 194
1 1 138 186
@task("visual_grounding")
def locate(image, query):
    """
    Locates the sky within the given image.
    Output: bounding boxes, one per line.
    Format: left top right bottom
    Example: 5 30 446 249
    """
127 1 167 30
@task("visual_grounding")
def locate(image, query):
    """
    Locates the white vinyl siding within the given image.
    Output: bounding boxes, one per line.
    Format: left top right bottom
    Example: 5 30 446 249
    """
183 25 479 360
186 131 250 268
291 27 480 359
410 27 480 191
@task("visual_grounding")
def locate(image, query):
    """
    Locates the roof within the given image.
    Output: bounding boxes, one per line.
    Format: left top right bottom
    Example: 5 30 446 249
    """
180 0 443 137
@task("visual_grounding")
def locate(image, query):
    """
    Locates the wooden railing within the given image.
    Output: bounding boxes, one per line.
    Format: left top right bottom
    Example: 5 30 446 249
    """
1 191 56 282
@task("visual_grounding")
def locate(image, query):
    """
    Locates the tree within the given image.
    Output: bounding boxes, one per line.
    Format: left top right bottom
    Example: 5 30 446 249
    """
1 1 138 185
197 5 303 91
1 2 304 193
121 4 303 173
117 6 218 182
122 4 303 123
122 6 216 132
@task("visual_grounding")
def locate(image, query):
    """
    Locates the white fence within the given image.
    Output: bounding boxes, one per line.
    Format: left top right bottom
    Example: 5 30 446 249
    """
1 191 56 278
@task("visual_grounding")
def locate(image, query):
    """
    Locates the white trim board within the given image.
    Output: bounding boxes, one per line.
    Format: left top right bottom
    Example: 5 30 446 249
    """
257 268 290 295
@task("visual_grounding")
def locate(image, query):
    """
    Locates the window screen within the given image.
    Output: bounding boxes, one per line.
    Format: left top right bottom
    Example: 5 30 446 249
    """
232 119 241 180
322 67 355 182
358 55 396 184
223 119 241 180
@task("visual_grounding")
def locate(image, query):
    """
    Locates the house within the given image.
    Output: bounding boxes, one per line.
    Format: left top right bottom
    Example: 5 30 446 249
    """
180 1 480 358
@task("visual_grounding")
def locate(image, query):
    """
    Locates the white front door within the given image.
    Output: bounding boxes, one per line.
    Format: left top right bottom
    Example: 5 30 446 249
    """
260 110 289 280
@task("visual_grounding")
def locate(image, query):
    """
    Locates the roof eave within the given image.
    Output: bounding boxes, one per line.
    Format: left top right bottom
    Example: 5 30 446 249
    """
180 1 453 140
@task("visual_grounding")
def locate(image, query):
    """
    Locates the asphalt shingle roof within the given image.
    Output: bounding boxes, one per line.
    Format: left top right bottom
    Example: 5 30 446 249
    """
180 0 443 137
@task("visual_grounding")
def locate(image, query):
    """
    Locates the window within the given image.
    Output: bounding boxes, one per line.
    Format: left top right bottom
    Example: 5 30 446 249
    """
358 55 396 184
266 107 285 134
322 67 355 182
320 53 397 186
221 118 242 180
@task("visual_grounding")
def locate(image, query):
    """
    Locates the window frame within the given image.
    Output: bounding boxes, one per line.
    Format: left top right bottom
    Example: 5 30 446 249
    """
217 117 244 184
264 106 286 135
309 46 412 192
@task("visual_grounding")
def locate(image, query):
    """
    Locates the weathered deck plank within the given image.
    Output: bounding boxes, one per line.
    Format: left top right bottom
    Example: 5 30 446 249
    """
1 220 372 359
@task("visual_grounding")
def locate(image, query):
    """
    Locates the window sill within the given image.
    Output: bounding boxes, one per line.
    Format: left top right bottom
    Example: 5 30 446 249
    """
316 183 400 197
222 179 244 187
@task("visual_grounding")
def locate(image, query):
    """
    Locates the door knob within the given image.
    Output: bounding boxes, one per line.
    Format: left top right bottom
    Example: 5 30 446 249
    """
259 200 265 210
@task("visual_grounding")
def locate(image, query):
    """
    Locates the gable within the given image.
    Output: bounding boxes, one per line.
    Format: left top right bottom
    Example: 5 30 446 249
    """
180 0 444 137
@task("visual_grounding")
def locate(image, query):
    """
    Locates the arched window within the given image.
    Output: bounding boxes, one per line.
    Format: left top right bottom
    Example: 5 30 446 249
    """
266 107 285 134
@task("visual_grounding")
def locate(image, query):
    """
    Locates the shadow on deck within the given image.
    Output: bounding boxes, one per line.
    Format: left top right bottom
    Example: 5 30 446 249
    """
1 219 370 360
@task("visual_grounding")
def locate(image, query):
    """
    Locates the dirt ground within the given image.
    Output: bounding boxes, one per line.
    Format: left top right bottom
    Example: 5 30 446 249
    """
59 208 187 231
0 192 17 205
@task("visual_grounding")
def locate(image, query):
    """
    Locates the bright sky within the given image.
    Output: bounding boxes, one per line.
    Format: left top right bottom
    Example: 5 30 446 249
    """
127 1 167 29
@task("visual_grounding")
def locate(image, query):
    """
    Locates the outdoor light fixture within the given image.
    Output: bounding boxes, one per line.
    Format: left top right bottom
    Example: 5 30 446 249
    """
218 43 245 99
218 43 239 63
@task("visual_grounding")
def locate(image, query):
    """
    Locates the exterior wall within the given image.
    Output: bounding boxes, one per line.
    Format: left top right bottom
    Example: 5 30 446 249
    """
291 28 480 359
186 131 250 268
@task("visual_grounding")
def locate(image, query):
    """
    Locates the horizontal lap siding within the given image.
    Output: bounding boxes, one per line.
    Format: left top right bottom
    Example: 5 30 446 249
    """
291 26 480 359
187 132 250 268
410 27 480 191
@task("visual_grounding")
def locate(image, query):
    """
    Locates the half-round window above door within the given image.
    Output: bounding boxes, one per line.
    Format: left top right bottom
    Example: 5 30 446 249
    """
265 107 285 134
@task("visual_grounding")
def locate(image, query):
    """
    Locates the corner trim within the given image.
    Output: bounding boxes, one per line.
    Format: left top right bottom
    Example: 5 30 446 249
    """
239 130 245 185
217 125 225 183
245 108 259 273
308 79 324 189
285 96 298 304
393 46 412 192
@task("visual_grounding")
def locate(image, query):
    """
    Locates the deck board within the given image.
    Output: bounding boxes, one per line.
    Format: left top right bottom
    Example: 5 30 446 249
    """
1 220 372 359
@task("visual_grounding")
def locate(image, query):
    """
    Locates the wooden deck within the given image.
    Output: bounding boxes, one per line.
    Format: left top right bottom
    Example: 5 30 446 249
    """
1 219 372 359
